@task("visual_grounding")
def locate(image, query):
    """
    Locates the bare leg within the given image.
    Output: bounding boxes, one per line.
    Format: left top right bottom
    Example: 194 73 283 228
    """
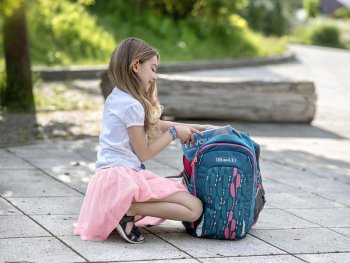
124 191 203 234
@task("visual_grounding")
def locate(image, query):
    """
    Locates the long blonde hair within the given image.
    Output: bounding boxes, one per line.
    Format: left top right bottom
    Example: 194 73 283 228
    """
107 38 162 139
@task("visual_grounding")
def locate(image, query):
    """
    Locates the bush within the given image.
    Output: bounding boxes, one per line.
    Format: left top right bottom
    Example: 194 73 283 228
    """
335 7 350 19
86 0 279 61
26 0 116 65
311 23 344 48
304 0 319 18
240 0 292 36
0 0 287 66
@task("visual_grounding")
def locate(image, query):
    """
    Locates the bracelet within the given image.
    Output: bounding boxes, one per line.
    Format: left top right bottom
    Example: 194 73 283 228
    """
168 126 178 140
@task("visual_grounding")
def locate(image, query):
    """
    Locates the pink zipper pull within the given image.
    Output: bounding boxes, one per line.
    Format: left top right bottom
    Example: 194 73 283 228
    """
191 156 197 166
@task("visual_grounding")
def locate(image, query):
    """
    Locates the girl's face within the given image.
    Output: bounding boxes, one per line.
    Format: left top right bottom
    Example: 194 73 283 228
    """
133 55 158 93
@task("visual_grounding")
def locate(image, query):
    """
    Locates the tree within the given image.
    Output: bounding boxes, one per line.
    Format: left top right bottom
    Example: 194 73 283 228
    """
1 0 35 111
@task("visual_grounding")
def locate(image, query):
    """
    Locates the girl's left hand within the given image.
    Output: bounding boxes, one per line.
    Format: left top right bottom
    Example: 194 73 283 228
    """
182 127 202 145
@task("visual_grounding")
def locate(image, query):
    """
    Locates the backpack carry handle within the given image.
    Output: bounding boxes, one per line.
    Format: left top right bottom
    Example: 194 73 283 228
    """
231 127 243 139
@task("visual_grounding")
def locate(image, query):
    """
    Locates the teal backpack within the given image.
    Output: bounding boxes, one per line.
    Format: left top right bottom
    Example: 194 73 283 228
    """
181 129 265 240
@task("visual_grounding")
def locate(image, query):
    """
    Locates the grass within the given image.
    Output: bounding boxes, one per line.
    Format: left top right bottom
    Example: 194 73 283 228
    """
33 80 100 112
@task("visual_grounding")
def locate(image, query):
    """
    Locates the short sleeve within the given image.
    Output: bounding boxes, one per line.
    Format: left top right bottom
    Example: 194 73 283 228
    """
121 102 145 128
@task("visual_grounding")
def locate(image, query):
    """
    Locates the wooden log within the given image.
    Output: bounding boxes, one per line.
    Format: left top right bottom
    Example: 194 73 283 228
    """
98 72 316 123
157 74 316 123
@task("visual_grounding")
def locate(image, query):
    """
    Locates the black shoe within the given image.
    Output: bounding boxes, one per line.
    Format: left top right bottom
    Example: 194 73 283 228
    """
116 215 145 244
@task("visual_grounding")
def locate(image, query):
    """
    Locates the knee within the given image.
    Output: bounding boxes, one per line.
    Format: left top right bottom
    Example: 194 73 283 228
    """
188 197 203 222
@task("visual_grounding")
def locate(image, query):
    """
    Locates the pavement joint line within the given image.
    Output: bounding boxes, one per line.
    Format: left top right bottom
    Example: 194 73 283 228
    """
261 157 319 176
0 168 37 170
263 177 350 209
0 235 51 240
1 196 89 262
267 203 346 210
196 254 303 260
142 229 202 262
92 258 202 263
247 232 309 263
5 147 86 196
310 193 350 208
293 251 350 255
263 207 350 241
261 156 350 184
321 227 350 240
258 207 338 231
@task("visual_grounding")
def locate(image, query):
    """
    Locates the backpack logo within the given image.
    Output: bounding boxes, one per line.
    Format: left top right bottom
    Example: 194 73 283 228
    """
216 157 237 163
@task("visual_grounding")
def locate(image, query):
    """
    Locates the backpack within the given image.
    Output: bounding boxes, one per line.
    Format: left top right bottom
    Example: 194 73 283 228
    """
180 128 266 240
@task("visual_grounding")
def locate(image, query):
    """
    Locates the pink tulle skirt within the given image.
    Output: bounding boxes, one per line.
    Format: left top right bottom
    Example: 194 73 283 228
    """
74 167 187 241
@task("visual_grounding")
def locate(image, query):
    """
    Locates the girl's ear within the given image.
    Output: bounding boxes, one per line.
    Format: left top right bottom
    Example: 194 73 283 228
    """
132 61 139 73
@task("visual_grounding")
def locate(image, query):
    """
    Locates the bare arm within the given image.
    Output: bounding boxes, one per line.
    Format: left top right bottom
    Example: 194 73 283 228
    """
159 120 219 133
159 120 203 133
128 125 202 162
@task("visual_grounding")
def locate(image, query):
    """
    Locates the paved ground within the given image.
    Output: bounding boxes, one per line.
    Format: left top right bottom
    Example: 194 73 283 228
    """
1 44 350 262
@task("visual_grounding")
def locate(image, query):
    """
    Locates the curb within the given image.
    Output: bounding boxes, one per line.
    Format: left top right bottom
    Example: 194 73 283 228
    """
33 50 296 81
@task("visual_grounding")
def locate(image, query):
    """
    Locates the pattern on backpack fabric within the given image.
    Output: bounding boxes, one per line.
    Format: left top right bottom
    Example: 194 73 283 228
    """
182 131 264 240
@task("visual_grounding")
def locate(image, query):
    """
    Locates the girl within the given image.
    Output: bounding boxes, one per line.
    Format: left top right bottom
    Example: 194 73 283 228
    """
74 38 213 244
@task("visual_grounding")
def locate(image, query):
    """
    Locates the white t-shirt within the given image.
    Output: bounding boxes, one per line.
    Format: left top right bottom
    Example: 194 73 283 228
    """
96 87 145 171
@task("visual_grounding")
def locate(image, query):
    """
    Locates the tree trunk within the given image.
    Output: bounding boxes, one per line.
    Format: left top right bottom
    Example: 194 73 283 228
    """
2 3 35 112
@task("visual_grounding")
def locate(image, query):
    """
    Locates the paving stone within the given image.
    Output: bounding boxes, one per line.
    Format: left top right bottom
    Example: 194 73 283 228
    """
251 228 350 253
145 220 187 234
26 157 90 169
156 232 285 257
9 147 83 159
260 155 350 186
152 157 184 170
283 176 350 194
32 215 78 236
286 208 350 228
0 169 81 197
144 159 175 169
0 197 22 215
61 234 190 262
7 196 83 215
298 252 350 263
263 203 275 209
315 191 350 206
0 149 12 159
252 209 320 230
0 215 49 238
0 157 34 169
262 144 350 180
0 237 84 263
267 192 345 209
262 178 305 194
200 255 304 263
331 228 350 237
31 214 122 237
147 167 183 179
42 166 94 193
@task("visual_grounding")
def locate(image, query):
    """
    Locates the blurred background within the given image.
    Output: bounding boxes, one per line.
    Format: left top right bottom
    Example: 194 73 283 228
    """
0 0 349 144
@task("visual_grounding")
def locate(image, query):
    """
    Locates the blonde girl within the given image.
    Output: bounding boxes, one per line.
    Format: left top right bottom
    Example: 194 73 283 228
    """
74 38 213 244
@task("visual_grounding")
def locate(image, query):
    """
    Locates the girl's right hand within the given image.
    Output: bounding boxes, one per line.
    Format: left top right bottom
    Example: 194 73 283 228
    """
174 125 202 144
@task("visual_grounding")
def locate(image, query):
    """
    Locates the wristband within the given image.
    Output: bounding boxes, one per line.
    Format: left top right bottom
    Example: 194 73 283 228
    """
168 126 178 140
